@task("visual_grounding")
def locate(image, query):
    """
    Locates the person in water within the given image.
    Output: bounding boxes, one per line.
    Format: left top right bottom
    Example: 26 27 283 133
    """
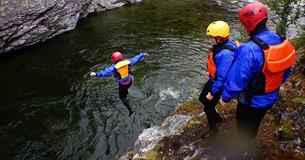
90 52 148 116
199 21 236 137
219 2 295 145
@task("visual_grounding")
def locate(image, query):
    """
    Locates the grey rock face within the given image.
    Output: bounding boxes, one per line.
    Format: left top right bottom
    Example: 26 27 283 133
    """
0 0 141 54
121 115 193 160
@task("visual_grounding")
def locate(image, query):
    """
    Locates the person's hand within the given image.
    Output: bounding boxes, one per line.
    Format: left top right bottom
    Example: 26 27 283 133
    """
144 53 149 57
219 98 228 107
205 71 209 77
90 72 97 76
235 40 240 47
206 92 214 100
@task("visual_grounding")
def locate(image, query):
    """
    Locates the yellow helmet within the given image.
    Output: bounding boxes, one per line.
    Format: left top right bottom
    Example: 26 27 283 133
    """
206 21 230 38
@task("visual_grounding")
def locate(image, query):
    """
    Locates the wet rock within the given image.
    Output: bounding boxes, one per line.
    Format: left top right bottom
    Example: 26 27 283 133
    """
294 48 305 75
0 0 141 54
278 120 296 141
128 115 193 159
191 148 206 159
121 71 305 159
278 105 305 154
183 156 192 160
119 151 134 160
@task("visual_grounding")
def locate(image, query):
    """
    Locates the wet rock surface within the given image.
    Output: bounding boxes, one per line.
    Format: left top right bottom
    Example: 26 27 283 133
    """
0 0 141 54
121 67 305 159
279 105 305 153
124 115 193 160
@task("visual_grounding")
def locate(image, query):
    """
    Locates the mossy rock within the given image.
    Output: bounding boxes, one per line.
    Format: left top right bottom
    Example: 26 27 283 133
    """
185 116 205 129
175 99 203 115
143 142 164 160
143 150 163 160
126 151 134 160
291 96 305 105
278 120 296 141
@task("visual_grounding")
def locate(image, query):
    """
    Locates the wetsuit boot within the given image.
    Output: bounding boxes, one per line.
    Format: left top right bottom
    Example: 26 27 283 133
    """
201 123 220 138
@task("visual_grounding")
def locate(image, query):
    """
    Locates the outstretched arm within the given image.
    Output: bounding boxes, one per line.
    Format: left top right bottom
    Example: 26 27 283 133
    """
129 53 147 66
90 64 116 78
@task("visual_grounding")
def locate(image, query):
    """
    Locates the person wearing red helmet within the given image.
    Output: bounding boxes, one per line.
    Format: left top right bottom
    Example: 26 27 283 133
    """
90 52 148 116
219 1 296 144
112 51 123 63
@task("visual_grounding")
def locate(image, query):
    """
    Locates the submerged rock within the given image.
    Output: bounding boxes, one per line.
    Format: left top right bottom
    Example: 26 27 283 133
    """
0 0 141 54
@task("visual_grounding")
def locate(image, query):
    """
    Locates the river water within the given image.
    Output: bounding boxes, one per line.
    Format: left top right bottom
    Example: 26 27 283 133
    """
0 0 249 159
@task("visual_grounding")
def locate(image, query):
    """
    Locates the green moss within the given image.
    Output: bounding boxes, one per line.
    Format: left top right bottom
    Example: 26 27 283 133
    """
143 150 162 160
291 96 305 105
291 36 305 51
143 142 164 160
175 99 202 115
155 142 164 151
186 116 204 129
294 73 305 80
279 120 296 140
216 104 224 112
126 151 134 159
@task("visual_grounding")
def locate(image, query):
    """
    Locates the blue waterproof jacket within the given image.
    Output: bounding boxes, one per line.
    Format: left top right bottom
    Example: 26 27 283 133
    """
209 40 236 96
222 31 291 108
96 53 145 83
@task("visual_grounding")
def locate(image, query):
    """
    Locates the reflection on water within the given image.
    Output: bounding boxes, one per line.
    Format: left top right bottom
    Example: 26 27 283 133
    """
0 0 248 159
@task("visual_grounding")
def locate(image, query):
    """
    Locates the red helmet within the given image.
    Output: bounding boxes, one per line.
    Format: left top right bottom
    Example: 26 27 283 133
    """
111 51 123 63
239 2 268 32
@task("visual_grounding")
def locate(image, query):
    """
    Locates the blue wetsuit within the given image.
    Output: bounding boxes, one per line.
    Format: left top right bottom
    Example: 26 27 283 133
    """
222 30 291 141
199 40 236 128
96 53 145 84
96 53 145 116
222 31 291 107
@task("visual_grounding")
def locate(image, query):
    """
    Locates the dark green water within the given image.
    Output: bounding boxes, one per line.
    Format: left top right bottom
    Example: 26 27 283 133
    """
0 0 247 159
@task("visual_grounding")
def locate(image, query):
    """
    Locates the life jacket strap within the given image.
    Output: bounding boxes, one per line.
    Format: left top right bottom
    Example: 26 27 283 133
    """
251 37 270 50
223 45 236 52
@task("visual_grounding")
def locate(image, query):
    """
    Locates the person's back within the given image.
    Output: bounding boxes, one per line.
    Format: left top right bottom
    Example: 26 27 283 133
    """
228 30 290 107
220 2 296 146
90 52 148 116
199 21 236 137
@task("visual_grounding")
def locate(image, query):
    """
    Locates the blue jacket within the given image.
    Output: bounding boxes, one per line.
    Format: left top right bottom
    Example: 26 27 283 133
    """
209 40 236 96
222 31 291 108
96 53 145 83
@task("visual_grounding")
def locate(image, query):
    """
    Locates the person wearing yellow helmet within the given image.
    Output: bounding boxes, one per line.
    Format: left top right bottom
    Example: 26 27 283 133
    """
199 21 237 137
206 21 230 41
219 2 295 145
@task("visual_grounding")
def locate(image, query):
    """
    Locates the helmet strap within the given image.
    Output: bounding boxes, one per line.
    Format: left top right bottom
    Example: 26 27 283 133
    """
215 37 223 44
250 19 268 37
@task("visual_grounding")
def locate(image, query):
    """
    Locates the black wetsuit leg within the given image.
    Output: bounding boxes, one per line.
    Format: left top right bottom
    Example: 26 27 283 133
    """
119 80 133 115
199 80 223 129
236 102 272 141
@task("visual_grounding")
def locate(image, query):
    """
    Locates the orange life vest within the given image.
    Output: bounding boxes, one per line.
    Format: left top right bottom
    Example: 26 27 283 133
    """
115 60 131 79
251 37 296 94
207 45 235 80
